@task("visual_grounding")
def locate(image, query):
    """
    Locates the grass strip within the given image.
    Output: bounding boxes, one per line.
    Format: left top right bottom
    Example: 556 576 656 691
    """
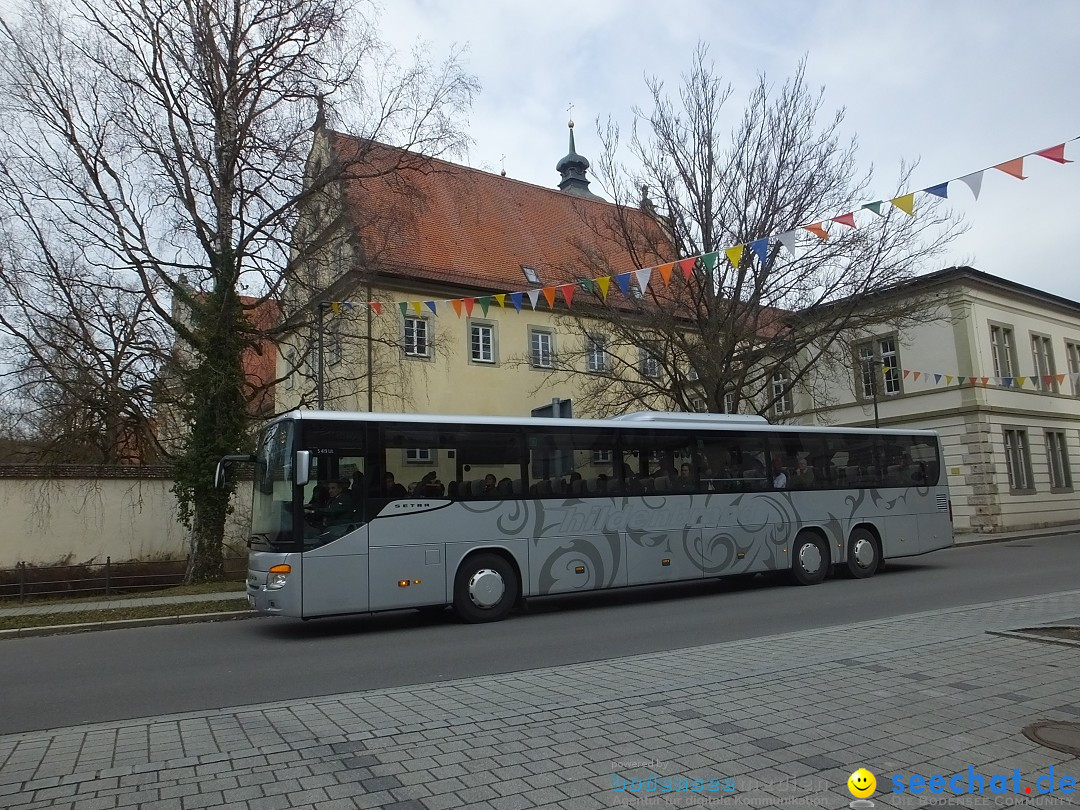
0 581 245 607
0 599 251 631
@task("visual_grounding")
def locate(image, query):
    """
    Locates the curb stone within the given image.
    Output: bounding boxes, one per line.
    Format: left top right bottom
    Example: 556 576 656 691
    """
986 627 1080 649
0 610 258 639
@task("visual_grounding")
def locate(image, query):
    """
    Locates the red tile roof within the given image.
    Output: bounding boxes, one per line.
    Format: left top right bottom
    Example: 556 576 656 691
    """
327 132 669 293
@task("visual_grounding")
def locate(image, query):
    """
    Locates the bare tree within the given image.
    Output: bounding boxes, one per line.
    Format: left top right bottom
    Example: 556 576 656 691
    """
0 0 477 579
547 46 963 419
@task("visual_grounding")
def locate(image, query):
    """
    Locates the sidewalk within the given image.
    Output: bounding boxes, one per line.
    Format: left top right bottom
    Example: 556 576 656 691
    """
0 523 1075 625
1 590 1079 809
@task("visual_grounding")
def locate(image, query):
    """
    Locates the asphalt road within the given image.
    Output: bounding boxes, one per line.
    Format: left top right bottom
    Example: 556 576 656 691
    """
3 534 1078 735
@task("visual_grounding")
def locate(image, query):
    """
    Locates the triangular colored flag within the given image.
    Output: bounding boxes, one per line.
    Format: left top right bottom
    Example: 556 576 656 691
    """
463 297 475 316
526 289 541 310
1056 374 1066 385
958 172 983 200
656 262 674 286
1003 377 1014 387
862 201 885 216
579 279 595 293
411 301 422 316
397 302 408 317
370 302 382 315
1043 375 1055 386
702 252 719 274
803 222 829 240
725 245 745 269
924 183 949 199
968 376 977 386
934 374 942 384
882 366 891 374
559 283 576 308
479 296 491 316
597 276 611 300
509 292 523 312
749 238 769 266
831 212 857 228
634 267 652 293
425 301 437 315
902 370 910 379
777 232 800 257
994 157 1027 180
678 258 696 280
451 299 462 317
541 287 556 309
1015 376 1026 387
494 293 506 308
913 371 921 382
945 375 953 385
330 301 340 314
890 194 915 216
614 273 632 296
1036 144 1072 164
342 302 353 311
980 377 990 386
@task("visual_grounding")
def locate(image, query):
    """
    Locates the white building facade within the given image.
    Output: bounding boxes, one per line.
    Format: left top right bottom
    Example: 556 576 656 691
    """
796 267 1080 534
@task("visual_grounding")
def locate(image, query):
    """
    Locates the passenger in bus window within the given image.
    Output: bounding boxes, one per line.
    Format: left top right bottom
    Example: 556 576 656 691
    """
480 474 497 495
678 463 694 491
771 457 788 489
497 477 513 495
791 457 815 488
384 471 407 498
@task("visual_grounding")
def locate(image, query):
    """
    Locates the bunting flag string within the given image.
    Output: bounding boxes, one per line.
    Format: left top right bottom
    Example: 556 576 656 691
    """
319 136 1077 318
883 367 1078 393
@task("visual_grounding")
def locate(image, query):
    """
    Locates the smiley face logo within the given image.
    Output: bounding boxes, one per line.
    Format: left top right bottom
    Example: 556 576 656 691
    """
847 768 876 798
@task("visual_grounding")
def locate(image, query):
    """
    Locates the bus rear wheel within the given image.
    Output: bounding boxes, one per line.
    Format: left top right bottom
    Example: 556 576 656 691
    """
453 553 519 623
790 533 829 586
845 528 881 579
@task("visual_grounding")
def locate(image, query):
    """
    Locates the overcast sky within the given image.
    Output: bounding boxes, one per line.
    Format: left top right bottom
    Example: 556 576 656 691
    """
379 0 1078 301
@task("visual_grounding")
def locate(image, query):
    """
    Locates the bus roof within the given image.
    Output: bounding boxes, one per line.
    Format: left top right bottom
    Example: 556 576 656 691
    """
275 409 940 438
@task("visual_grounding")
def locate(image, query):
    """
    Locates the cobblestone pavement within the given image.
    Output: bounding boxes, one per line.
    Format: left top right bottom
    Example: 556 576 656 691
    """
2 590 1079 810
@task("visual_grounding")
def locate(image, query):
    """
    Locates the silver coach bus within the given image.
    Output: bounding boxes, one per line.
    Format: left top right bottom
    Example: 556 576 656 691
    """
219 410 952 623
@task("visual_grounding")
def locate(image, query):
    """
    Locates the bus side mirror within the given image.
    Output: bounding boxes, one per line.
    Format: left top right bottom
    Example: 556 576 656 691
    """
295 450 311 487
214 461 226 489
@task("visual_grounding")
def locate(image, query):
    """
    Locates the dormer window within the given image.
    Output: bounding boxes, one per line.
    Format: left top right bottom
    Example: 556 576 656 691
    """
522 265 540 285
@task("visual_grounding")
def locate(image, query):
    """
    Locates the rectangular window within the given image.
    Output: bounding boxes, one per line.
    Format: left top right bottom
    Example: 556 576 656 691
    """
1030 334 1057 392
723 391 737 415
530 329 554 368
528 428 617 496
771 371 793 417
856 337 901 398
586 335 607 373
641 348 661 380
990 325 1016 378
691 397 708 413
403 317 429 357
1003 428 1033 492
1046 431 1072 490
470 323 495 363
619 429 698 494
591 449 612 464
1067 341 1080 396
405 448 433 464
327 320 343 366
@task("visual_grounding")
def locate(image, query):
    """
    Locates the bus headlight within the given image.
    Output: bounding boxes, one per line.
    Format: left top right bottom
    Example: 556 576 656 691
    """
267 564 291 590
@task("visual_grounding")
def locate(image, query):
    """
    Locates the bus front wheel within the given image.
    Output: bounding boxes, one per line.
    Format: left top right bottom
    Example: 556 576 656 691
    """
453 553 520 623
790 533 829 586
845 528 881 579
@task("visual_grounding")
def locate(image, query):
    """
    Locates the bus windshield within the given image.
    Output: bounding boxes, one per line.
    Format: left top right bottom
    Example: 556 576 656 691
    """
250 419 296 550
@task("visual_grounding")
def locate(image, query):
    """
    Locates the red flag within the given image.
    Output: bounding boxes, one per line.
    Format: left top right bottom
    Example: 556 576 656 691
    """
902 370 910 379
463 297 475 316
831 212 857 228
558 283 575 308
678 258 696 280
1036 144 1072 164
370 302 382 315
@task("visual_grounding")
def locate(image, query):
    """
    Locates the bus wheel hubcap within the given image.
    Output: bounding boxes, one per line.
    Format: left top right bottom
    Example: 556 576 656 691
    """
799 543 821 575
852 538 875 569
468 569 505 608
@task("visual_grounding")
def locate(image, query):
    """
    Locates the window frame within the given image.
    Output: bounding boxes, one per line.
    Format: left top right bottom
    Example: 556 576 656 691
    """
989 323 1017 379
586 334 608 373
529 328 555 369
1066 340 1080 397
771 370 794 417
1045 430 1073 492
403 315 431 359
1002 426 1035 494
404 447 434 465
1030 332 1058 392
640 346 662 380
468 320 497 365
855 335 902 400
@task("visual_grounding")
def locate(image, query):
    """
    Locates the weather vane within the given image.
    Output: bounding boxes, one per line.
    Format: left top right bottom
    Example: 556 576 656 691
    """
500 154 506 177
567 101 574 127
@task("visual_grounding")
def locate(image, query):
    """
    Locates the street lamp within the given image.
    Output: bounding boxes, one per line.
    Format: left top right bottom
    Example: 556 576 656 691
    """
316 301 329 410
869 358 883 429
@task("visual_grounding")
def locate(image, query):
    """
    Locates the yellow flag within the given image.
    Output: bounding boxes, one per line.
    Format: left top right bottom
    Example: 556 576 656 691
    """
330 301 340 314
725 245 744 269
945 375 954 385
890 193 915 216
1015 376 1026 388
596 276 611 300
411 301 422 316
495 293 506 307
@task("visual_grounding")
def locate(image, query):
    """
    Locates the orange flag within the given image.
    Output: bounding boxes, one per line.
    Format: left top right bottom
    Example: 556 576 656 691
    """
542 287 556 309
803 223 829 240
994 157 1027 179
656 262 674 286
451 299 462 318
